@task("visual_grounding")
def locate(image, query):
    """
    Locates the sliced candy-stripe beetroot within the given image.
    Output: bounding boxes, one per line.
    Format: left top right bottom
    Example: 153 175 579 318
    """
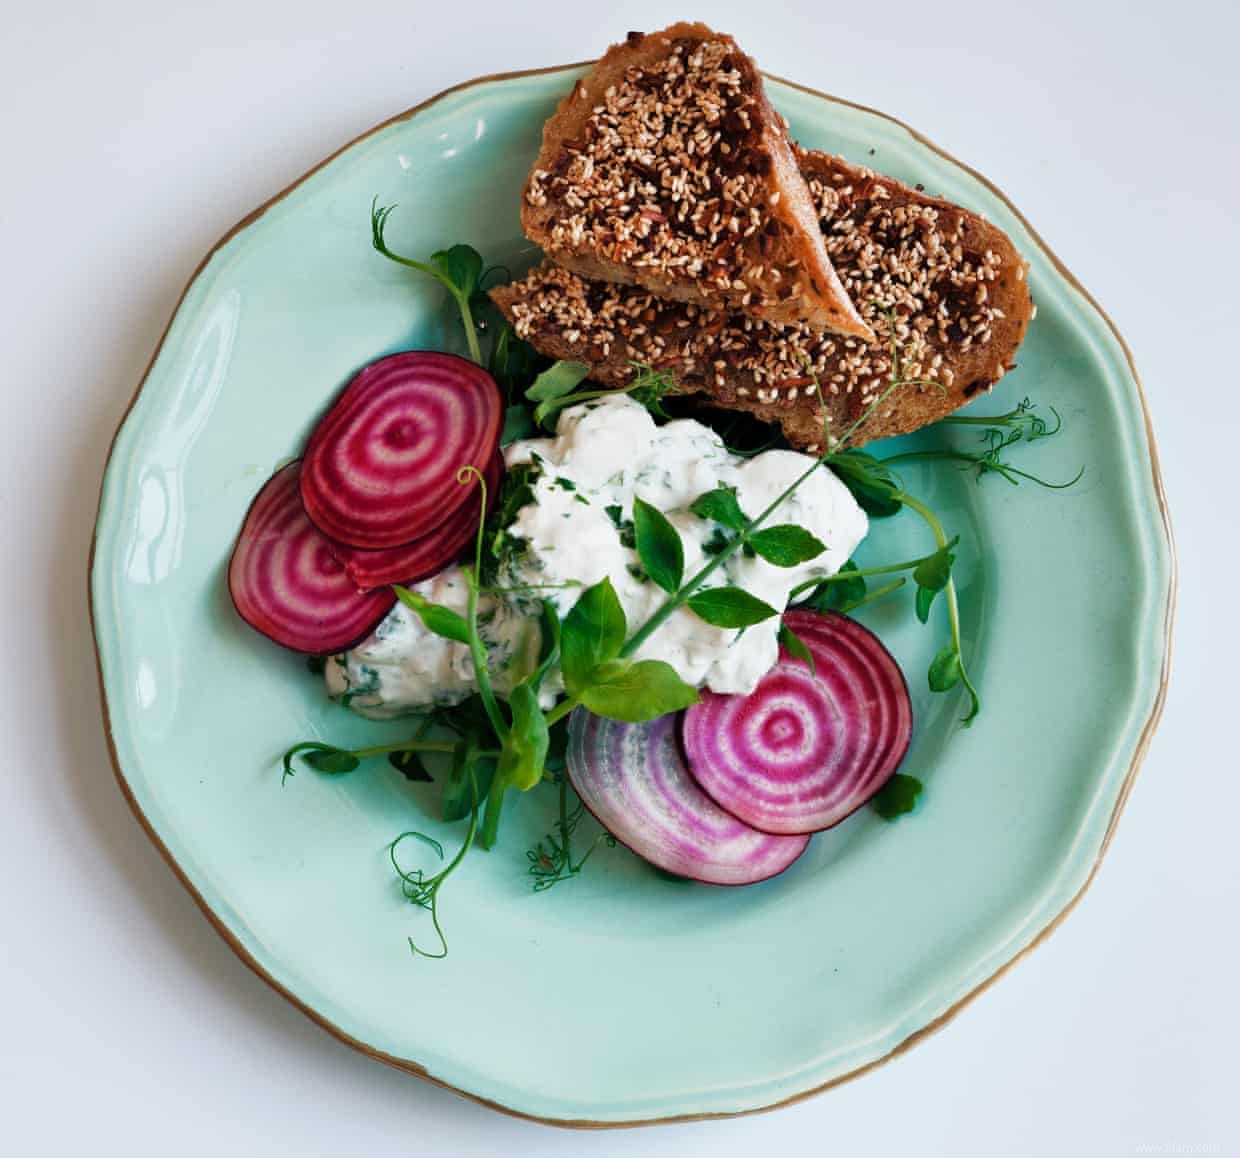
328 451 502 591
567 710 809 885
228 463 395 654
300 352 502 549
680 611 912 835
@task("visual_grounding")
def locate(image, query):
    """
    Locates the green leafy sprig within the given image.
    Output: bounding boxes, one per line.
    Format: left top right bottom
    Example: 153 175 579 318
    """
280 737 460 786
370 200 487 365
527 771 615 891
527 360 681 428
883 399 1083 489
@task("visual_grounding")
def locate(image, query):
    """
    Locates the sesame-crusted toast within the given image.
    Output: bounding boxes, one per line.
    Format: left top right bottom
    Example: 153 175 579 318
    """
493 149 1033 451
521 23 873 341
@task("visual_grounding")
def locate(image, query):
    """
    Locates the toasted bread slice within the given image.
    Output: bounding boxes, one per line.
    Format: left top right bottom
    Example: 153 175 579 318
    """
494 149 1033 450
522 23 872 340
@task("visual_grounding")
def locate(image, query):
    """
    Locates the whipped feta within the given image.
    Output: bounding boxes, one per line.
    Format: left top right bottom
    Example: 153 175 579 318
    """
328 395 867 718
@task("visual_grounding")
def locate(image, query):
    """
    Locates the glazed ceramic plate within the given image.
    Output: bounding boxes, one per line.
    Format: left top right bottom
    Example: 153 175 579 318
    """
90 65 1174 1125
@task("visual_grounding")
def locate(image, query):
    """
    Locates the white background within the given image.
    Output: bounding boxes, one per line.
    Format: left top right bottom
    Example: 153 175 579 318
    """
2 1 1236 1154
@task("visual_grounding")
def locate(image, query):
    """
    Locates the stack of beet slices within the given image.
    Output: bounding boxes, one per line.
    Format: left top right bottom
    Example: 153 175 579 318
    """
228 352 503 654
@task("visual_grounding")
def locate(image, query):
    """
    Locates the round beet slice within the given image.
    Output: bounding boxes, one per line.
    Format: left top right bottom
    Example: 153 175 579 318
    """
300 352 502 549
567 709 809 886
328 451 503 591
681 611 913 834
228 463 395 653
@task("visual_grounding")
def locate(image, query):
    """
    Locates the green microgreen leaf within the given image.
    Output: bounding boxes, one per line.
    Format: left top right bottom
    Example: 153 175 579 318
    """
526 359 591 403
441 743 495 822
487 323 542 397
529 602 561 691
369 203 483 364
500 404 535 447
632 498 684 594
303 748 361 774
560 577 626 694
529 360 681 429
778 622 816 673
495 683 550 793
577 659 699 722
828 451 904 518
928 640 963 692
803 560 867 612
624 362 681 419
910 529 957 623
393 586 471 645
429 244 484 299
686 586 779 628
746 524 827 567
689 485 747 531
912 535 959 593
871 773 924 819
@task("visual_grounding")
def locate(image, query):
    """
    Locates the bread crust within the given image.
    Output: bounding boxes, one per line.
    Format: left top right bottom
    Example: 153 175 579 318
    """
494 150 1033 450
521 24 872 339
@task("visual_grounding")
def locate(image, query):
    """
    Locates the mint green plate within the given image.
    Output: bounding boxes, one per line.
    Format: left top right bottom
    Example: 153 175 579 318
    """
90 65 1174 1126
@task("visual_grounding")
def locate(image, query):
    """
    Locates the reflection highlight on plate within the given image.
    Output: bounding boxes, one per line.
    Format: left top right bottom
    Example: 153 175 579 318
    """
123 290 238 585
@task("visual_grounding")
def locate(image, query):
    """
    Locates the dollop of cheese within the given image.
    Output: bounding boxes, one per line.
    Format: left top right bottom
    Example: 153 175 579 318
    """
328 395 867 717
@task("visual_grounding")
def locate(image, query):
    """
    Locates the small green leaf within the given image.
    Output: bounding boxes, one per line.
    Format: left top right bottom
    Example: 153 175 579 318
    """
495 684 550 792
429 244 484 298
689 485 747 530
912 536 959 593
632 498 684 593
829 562 867 609
778 622 816 673
526 359 590 403
431 693 496 747
388 750 432 782
915 584 937 623
500 404 535 447
687 586 778 628
828 451 904 518
560 578 627 694
304 748 361 774
801 560 867 612
393 586 470 645
487 460 540 548
528 602 561 691
747 524 827 567
441 744 495 822
578 659 700 722
625 362 681 419
871 774 923 819
928 641 963 692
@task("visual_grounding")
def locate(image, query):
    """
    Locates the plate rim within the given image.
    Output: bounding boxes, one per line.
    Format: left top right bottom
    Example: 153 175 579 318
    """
88 60 1178 1129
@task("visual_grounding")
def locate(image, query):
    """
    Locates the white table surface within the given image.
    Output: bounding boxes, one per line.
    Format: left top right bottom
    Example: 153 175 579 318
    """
3 1 1236 1153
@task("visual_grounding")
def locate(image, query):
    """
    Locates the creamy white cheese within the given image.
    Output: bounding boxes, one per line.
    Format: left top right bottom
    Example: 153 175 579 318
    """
324 569 539 717
328 395 867 718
